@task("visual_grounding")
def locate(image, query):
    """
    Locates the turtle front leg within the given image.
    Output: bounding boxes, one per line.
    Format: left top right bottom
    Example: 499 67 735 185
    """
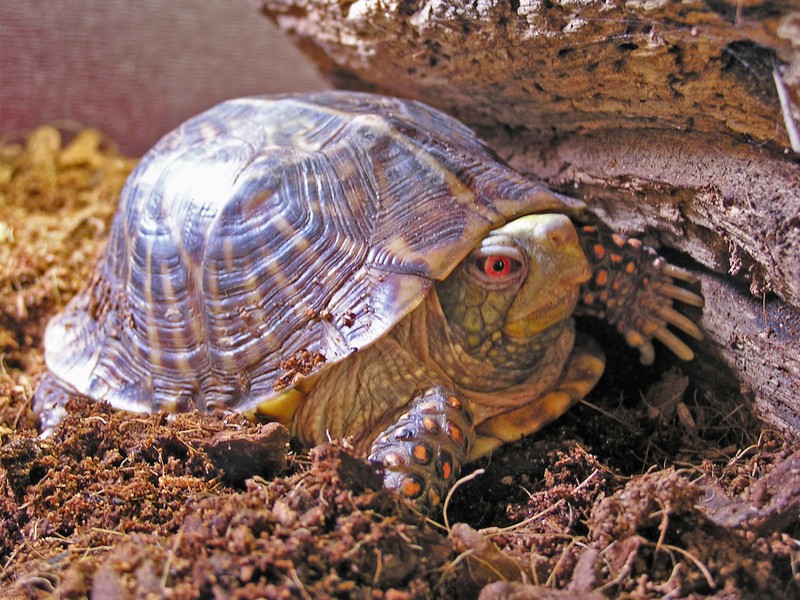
576 225 705 364
368 386 476 510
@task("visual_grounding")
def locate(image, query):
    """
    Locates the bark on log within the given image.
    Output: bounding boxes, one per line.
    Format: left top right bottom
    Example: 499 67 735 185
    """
257 0 800 437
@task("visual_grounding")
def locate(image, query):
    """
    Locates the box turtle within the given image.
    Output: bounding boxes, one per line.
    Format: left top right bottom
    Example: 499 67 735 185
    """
34 91 703 509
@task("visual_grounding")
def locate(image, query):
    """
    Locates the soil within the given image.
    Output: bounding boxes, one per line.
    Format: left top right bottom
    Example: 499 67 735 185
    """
0 127 798 599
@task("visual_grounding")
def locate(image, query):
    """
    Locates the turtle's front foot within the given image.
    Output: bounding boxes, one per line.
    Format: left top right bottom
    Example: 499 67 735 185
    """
576 226 705 365
368 386 475 510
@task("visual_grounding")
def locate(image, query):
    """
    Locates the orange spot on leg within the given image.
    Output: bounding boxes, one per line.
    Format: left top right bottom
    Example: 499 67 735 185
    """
441 460 452 480
412 443 432 464
422 417 438 433
401 477 423 498
446 422 463 445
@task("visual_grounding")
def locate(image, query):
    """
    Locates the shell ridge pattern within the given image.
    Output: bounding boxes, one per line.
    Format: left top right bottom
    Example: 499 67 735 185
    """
45 106 266 411
335 114 479 277
43 91 582 416
200 143 380 410
149 134 262 410
191 101 453 411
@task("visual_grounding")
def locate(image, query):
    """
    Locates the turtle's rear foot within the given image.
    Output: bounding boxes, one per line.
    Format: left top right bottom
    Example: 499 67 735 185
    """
368 386 475 511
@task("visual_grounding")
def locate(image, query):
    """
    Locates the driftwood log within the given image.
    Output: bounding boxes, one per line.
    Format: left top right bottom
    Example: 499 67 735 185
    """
258 0 800 438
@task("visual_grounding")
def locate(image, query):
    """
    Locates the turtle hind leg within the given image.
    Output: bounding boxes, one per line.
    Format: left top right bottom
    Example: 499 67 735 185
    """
368 386 475 511
575 225 704 365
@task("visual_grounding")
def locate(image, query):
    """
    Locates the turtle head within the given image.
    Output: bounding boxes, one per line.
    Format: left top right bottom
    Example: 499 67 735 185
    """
436 213 590 351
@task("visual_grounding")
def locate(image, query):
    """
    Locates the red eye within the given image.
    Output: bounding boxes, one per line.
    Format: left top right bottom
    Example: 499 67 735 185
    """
483 255 512 278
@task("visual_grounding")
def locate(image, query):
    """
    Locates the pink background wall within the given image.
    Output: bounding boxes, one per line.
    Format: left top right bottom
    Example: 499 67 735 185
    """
0 2 329 154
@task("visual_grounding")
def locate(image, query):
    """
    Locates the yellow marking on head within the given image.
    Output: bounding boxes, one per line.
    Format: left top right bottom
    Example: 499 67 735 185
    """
500 214 589 337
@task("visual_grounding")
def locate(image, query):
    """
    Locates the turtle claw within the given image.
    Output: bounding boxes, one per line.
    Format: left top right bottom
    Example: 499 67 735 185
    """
659 282 705 308
653 327 695 362
624 332 656 365
660 261 701 285
656 305 704 341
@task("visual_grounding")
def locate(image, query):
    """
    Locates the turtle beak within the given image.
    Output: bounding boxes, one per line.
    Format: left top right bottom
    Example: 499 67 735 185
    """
502 214 590 337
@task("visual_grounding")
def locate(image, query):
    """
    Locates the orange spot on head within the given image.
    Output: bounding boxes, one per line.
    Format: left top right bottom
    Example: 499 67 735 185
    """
612 233 626 247
610 253 623 264
592 244 605 260
625 261 636 274
583 225 597 233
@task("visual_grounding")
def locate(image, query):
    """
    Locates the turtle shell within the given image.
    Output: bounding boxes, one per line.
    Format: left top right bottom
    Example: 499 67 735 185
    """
44 91 582 415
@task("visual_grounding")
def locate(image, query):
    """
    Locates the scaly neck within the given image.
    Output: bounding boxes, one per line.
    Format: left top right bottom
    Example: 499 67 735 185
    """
401 291 573 393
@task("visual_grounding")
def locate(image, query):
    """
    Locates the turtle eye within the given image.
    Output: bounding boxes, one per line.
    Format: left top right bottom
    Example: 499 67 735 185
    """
483 255 513 277
469 245 525 286
474 254 523 280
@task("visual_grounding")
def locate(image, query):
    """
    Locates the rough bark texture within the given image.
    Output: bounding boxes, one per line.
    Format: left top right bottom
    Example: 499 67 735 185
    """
258 0 800 437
